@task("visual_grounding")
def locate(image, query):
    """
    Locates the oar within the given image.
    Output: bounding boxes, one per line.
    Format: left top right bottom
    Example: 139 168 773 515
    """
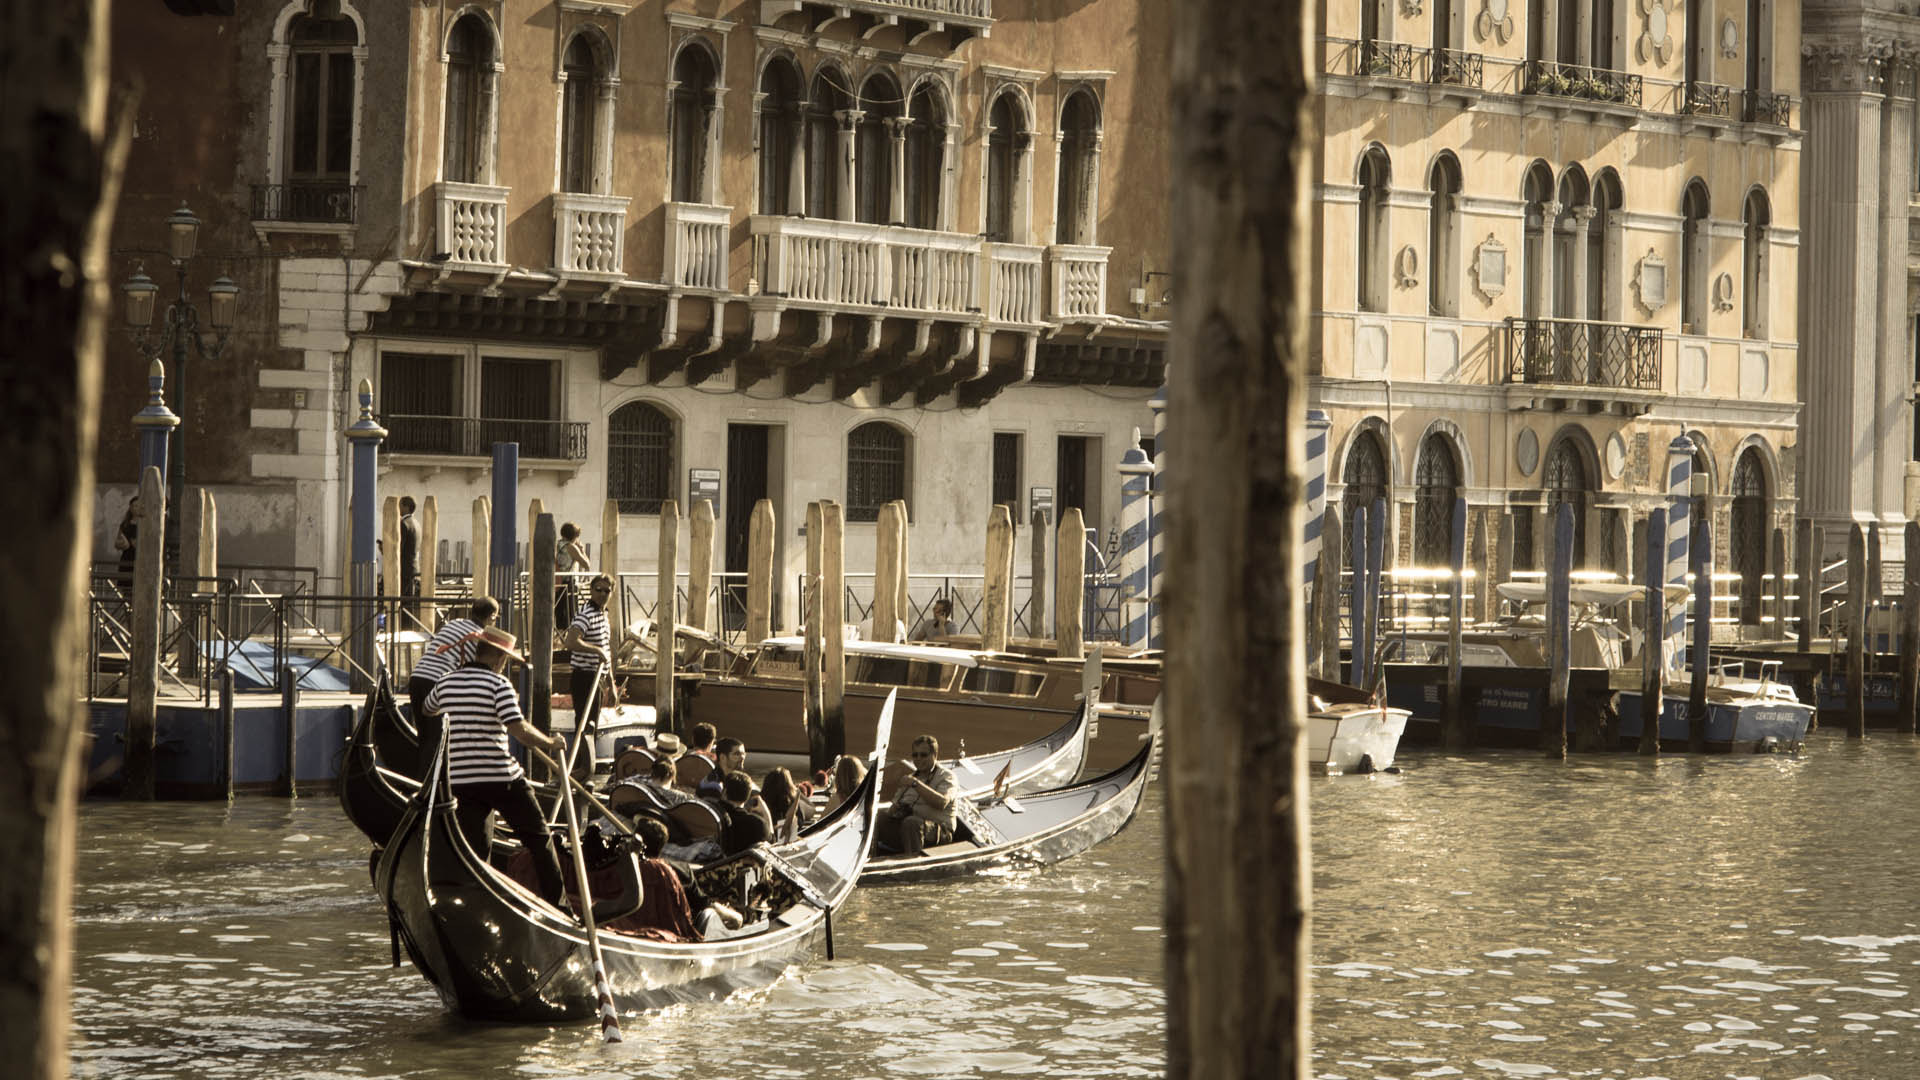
545 665 604 827
552 692 624 1044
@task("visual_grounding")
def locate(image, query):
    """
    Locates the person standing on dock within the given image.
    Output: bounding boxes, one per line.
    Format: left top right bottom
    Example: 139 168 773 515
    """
409 596 499 722
426 626 568 906
561 573 616 761
398 496 421 621
555 521 592 628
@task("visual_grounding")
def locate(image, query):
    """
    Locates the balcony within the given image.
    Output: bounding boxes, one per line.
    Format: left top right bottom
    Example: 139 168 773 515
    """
1047 244 1109 318
751 216 974 316
1679 80 1733 119
759 0 990 46
1743 90 1792 126
250 181 361 225
379 415 588 462
1523 60 1643 108
986 243 1043 324
433 181 509 268
1504 316 1662 391
1358 39 1417 80
1431 48 1484 89
552 192 630 279
664 202 731 291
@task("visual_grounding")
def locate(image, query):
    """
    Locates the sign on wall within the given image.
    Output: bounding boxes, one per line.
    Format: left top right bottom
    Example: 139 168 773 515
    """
689 468 721 511
1030 486 1055 526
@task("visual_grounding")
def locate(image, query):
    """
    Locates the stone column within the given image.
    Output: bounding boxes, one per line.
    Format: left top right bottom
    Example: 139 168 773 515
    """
786 110 808 215
886 116 909 225
701 87 727 206
1878 54 1916 529
835 109 861 221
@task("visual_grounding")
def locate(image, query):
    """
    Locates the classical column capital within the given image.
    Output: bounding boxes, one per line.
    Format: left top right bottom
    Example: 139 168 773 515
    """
1803 39 1896 94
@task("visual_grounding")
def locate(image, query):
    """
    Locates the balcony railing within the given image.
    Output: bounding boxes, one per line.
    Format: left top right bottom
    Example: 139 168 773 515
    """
759 0 992 38
379 415 589 461
251 181 362 225
1680 80 1733 118
552 192 630 277
986 243 1044 324
434 181 509 267
664 202 731 290
1504 316 1662 390
1431 48 1484 88
1744 90 1792 126
1048 244 1109 318
1359 39 1417 80
1524 60 1643 107
752 216 978 316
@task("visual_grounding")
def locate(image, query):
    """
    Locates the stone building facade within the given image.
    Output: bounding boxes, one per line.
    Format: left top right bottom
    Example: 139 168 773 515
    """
98 0 1170 627
1312 0 1803 601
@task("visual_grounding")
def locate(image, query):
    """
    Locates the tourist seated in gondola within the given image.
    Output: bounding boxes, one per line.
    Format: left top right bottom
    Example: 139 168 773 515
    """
606 818 706 943
829 754 868 813
697 737 749 799
876 735 957 857
717 770 774 842
759 766 815 841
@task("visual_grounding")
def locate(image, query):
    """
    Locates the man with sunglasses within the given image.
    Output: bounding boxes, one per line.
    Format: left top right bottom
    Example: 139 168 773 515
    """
876 734 957 857
561 573 617 769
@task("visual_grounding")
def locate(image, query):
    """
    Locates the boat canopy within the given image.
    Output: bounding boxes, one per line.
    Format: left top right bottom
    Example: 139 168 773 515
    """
1496 581 1689 609
757 636 982 668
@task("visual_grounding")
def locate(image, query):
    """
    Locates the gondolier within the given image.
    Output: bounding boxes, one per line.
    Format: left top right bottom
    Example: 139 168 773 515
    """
408 596 499 722
561 574 617 768
424 626 568 907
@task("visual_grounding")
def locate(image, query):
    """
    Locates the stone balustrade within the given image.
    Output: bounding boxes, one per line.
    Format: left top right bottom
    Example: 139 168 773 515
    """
665 202 731 290
433 182 509 267
1047 244 1109 318
552 191 630 278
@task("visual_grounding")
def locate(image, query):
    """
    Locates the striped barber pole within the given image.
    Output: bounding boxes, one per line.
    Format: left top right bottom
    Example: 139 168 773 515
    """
1304 410 1331 585
594 960 623 1042
1117 437 1153 646
1148 387 1168 649
1664 438 1692 674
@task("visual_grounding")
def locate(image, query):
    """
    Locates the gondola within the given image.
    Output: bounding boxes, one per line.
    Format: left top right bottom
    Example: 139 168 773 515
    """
337 676 420 848
373 694 893 1022
937 700 1092 801
859 723 1158 887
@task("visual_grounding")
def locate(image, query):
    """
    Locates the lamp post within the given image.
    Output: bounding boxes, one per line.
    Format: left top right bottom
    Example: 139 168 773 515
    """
122 203 239 578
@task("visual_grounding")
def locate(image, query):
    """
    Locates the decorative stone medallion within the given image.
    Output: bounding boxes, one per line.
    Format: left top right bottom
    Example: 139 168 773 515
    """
1472 235 1507 303
1638 0 1674 65
1720 17 1739 59
1634 249 1668 315
1713 271 1736 312
1605 432 1628 481
1477 0 1514 45
1516 428 1540 478
1395 244 1421 289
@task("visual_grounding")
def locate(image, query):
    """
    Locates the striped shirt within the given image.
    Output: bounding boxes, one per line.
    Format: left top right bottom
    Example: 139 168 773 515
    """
411 618 481 686
425 665 527 786
569 603 610 673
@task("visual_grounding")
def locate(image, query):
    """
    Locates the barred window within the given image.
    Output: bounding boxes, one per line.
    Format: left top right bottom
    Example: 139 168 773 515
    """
1341 430 1388 573
288 7 358 181
1413 434 1459 566
992 433 1022 516
847 422 908 522
479 355 559 457
609 401 676 513
1543 437 1590 568
380 352 461 455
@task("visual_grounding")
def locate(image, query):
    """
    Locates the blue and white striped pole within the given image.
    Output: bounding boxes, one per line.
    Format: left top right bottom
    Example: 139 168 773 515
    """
1665 438 1692 674
1148 387 1168 649
1117 434 1152 646
1304 410 1331 585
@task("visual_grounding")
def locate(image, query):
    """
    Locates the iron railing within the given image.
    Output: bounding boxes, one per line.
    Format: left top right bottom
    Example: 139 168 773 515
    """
1744 90 1792 126
1680 80 1733 118
1524 60 1643 107
250 182 362 225
1359 40 1418 80
378 414 589 461
1503 316 1662 390
1432 48 1484 88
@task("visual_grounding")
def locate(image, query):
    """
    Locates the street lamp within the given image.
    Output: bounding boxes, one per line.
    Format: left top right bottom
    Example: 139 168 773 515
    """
123 202 239 579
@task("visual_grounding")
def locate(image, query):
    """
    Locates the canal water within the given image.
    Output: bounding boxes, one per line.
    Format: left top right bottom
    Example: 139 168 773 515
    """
70 732 1920 1078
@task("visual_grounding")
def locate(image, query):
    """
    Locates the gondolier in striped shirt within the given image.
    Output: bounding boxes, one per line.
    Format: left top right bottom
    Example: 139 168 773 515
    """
424 626 568 907
561 573 617 758
407 596 499 722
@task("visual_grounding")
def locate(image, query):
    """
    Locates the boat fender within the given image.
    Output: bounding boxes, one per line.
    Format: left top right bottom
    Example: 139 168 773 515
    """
1382 765 1402 774
1755 736 1781 754
1352 754 1376 775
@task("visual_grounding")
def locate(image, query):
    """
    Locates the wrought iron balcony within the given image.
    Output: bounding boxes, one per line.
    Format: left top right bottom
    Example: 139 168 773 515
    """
1359 39 1418 80
1523 60 1643 108
250 181 361 225
1680 80 1733 119
379 415 589 461
1431 48 1484 89
1503 316 1662 391
1743 90 1792 126
758 0 990 46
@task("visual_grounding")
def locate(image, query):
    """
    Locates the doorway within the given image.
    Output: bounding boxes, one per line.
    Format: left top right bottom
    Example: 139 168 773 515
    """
726 424 775 631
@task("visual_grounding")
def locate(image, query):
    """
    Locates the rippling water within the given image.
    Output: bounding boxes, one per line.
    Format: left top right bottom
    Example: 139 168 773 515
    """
69 732 1920 1078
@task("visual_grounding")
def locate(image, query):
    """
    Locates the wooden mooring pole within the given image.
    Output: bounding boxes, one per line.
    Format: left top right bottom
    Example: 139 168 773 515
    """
530 515 555 760
1542 503 1573 759
278 665 299 798
1056 507 1085 659
656 499 680 737
746 499 774 642
1796 518 1815 652
1903 521 1920 734
124 466 166 801
1030 507 1048 637
1347 504 1368 688
803 501 826 773
1848 523 1867 738
983 504 1014 652
1689 518 1712 753
1443 496 1467 750
821 501 846 763
1638 509 1665 757
688 498 714 635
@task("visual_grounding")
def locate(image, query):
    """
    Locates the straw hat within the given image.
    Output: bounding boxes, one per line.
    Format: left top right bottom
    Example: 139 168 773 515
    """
472 626 527 664
651 732 686 760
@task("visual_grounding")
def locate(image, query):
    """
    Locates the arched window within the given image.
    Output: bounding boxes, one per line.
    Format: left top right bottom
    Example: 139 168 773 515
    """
1688 438 1713 528
805 70 851 220
1743 188 1771 339
1522 161 1555 319
281 1 361 220
1591 0 1617 69
1681 180 1710 334
559 33 608 194
1357 146 1391 312
1057 90 1101 245
1746 0 1771 92
985 91 1030 242
1589 169 1623 321
1414 434 1460 566
855 72 902 225
1543 436 1590 568
904 82 948 231
1427 153 1461 317
609 402 676 513
758 57 804 215
1552 167 1588 321
670 42 719 204
1730 447 1769 624
847 422 909 522
1342 429 1389 571
442 13 494 185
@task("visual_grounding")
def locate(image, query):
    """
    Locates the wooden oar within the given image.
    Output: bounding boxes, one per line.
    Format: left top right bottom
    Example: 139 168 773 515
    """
549 665 623 1043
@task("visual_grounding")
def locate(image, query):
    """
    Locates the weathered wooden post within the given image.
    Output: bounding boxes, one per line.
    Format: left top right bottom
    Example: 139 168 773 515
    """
1902 522 1920 734
1869 524 1884 611
1639 508 1665 757
1796 518 1816 651
1491 511 1514 624
1056 507 1086 658
380 496 400 600
344 382 385 692
747 499 774 641
1443 495 1467 750
1367 496 1387 650
1769 525 1786 639
123 467 167 800
601 498 620 576
218 667 235 801
822 500 847 762
1314 505 1343 683
983 503 1015 652
530 514 555 757
420 496 438 619
278 664 300 798
471 496 491 602
656 499 680 736
1347 504 1369 688
1688 518 1713 753
688 498 714 635
1030 507 1048 639
873 500 900 640
1848 523 1868 738
488 443 519 631
1542 503 1573 759
803 501 825 770
195 488 218 581
892 498 910 631
526 497 544 571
